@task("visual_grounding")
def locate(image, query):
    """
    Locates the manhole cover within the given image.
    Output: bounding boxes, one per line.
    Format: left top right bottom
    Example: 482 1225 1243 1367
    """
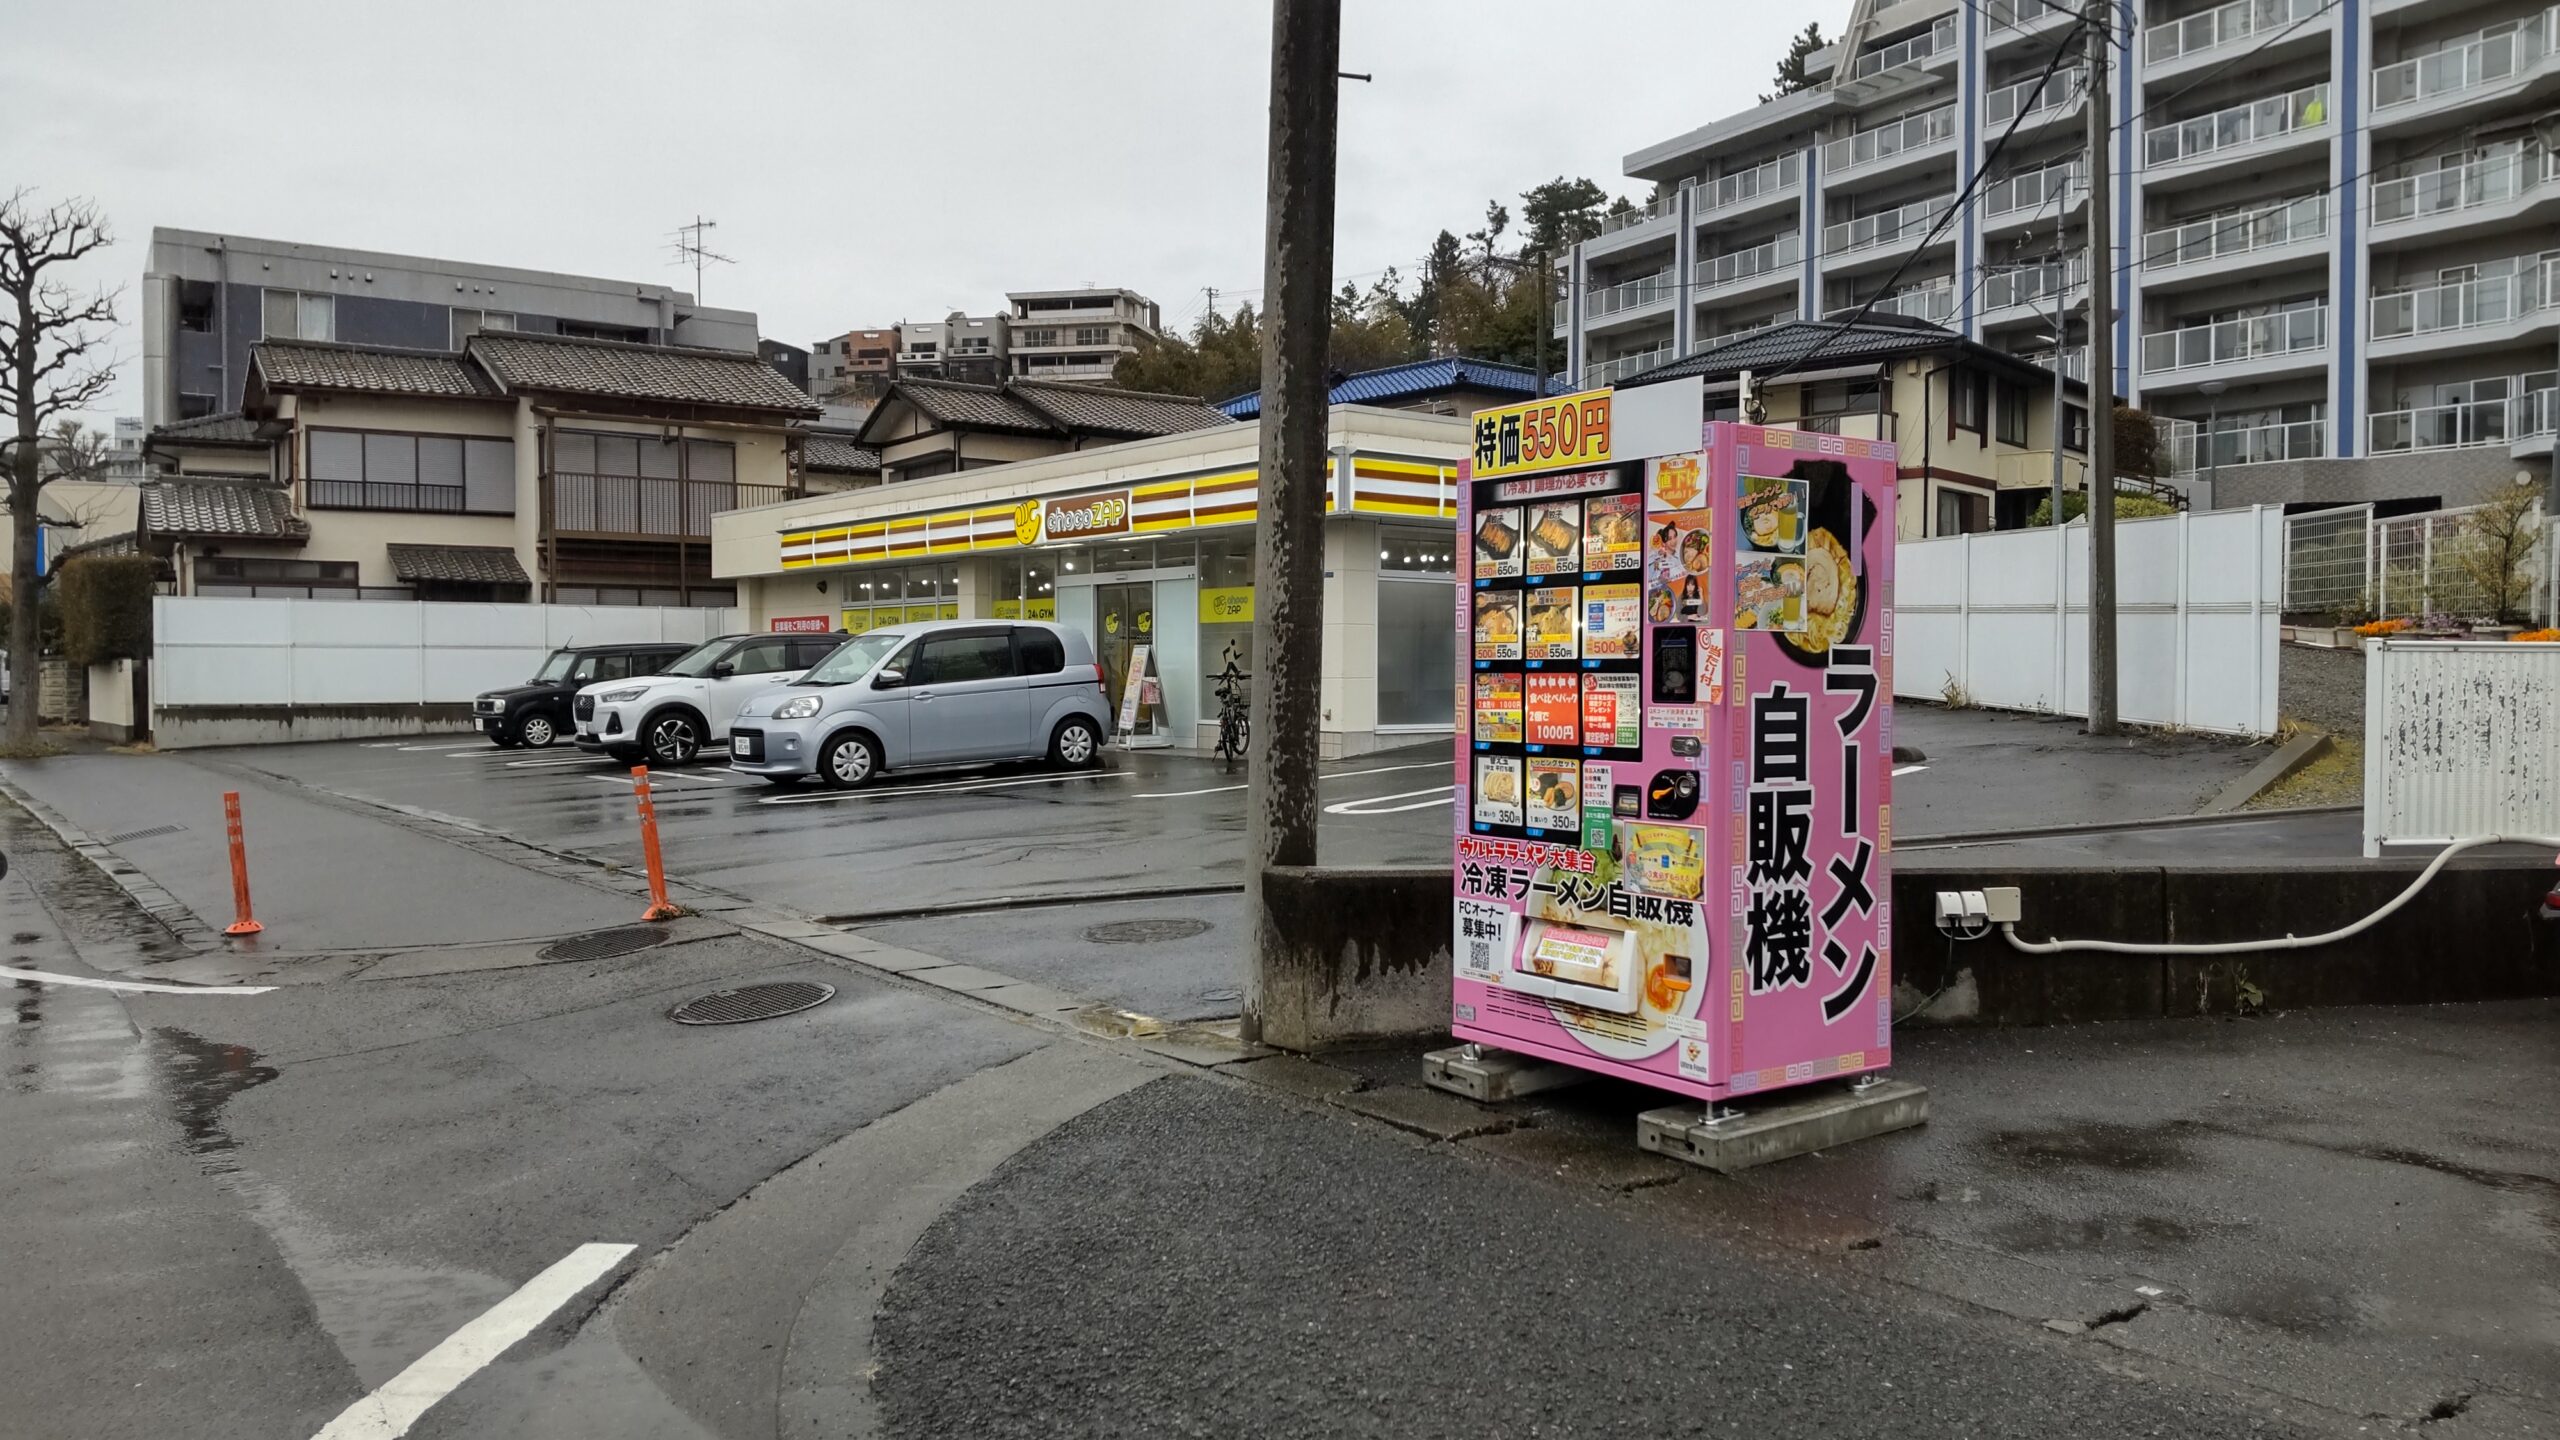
539 926 670 962
104 824 184 844
669 980 836 1026
1084 917 1214 945
1196 986 1243 1005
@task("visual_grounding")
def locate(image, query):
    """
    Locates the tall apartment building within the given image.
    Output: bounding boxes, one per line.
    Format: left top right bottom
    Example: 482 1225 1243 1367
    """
1005 287 1162 383
140 228 761 428
810 328 898 400
1562 0 2559 511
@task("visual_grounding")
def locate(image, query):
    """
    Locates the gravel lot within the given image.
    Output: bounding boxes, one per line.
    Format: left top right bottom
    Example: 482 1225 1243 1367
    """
2279 643 2365 738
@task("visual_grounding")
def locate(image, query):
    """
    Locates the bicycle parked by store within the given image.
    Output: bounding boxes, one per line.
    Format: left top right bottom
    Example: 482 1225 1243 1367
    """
1210 642 1251 772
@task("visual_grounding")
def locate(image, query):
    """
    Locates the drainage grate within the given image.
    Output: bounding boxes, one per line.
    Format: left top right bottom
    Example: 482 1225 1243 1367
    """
669 980 835 1026
103 824 185 844
538 926 671 963
1084 917 1214 945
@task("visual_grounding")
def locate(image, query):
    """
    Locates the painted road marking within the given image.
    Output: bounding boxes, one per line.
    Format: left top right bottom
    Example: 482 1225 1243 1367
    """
395 741 493 753
760 769 1135 806
1894 764 1928 777
308 1242 635 1440
1324 785 1457 816
1136 759 1449 800
493 755 616 770
4 967 274 996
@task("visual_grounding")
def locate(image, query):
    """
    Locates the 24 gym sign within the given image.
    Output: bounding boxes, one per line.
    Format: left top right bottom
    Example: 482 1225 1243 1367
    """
1032 490 1130 543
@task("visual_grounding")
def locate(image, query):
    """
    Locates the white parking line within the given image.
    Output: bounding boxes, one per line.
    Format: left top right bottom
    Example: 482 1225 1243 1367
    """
4 967 274 996
308 1242 634 1440
394 741 493 753
581 770 743 791
1136 759 1448 800
1324 785 1457 816
759 769 1135 805
1894 764 1928 777
496 755 618 770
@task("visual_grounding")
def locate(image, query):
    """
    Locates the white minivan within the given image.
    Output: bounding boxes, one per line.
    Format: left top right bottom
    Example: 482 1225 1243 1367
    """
573 631 842 765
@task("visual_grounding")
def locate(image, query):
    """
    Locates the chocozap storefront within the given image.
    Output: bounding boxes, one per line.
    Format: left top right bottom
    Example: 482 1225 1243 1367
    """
712 407 1473 755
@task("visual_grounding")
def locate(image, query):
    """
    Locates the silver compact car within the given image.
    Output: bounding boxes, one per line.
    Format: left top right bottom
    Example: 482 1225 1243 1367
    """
728 620 1110 788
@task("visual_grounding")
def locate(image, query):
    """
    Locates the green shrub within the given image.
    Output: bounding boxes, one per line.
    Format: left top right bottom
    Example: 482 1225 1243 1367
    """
55 554 156 667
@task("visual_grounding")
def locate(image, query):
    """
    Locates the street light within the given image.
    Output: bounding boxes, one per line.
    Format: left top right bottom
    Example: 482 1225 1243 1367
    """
2198 379 2227 514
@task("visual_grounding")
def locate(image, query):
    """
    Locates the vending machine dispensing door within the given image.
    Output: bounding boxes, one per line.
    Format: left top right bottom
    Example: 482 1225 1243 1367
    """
1451 391 1898 1105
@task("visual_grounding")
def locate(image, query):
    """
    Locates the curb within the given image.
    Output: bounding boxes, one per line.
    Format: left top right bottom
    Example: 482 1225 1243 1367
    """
2200 729 2335 814
0 767 221 951
1898 800 2359 851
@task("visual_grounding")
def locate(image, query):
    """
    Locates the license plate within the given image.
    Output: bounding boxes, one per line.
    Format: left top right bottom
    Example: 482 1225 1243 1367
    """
731 736 750 755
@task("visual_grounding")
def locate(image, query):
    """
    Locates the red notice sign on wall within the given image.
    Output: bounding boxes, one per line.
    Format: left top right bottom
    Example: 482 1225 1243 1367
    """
770 615 831 633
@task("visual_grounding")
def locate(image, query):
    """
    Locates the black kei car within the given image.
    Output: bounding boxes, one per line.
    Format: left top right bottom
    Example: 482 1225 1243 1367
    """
473 642 693 749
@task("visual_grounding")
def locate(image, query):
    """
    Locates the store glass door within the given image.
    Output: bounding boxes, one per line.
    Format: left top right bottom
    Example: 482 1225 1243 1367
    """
1095 581 1156 726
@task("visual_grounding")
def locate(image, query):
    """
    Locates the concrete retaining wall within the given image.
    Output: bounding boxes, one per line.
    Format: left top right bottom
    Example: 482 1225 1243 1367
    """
153 702 479 750
1253 858 2560 1049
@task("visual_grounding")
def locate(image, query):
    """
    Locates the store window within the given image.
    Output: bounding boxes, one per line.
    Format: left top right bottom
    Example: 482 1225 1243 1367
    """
1197 534 1255 718
994 555 1057 619
1378 527 1455 728
1379 526 1454 574
834 562 957 632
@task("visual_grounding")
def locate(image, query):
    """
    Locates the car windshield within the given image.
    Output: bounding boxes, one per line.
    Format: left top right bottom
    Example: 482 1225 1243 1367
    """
658 639 736 679
799 631 909 685
532 650 577 683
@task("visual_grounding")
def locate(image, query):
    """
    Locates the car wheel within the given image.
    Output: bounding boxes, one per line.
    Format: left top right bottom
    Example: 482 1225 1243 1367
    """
490 731 521 750
1050 716 1103 769
516 713 559 749
757 774 802 788
644 710 704 767
819 732 880 789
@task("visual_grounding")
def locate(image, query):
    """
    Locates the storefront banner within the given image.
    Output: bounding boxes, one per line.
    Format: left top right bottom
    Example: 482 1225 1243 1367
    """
1198 587 1254 623
769 615 831 633
1044 490 1131 541
1470 389 1612 479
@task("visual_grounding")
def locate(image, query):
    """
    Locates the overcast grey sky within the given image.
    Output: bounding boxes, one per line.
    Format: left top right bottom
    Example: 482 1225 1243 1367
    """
2 0 1848 425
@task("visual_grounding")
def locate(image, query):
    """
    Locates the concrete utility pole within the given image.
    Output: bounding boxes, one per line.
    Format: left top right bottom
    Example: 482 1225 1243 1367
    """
1241 0 1340 1044
2082 0 2120 734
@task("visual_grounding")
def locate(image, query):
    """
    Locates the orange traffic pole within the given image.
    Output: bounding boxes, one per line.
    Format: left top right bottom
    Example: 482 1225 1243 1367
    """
221 791 264 936
632 766 684 922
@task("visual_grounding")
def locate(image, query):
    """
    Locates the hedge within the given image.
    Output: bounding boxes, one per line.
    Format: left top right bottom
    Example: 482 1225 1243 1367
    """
55 554 155 667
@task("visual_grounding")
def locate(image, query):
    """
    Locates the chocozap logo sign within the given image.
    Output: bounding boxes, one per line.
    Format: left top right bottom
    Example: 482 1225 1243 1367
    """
1043 491 1130 540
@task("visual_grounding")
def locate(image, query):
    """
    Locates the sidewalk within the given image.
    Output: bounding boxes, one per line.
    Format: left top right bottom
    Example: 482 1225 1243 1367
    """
0 749 637 951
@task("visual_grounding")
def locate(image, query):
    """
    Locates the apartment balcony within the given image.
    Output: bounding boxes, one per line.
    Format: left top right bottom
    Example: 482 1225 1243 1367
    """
2143 0 2334 80
1693 232 1803 304
1587 193 1681 260
2141 84 2331 186
1017 359 1120 381
1979 160 2083 238
1691 316 1789 355
2370 7 2560 132
2369 386 2559 457
2023 346 2090 383
2140 306 2329 389
2368 260 2560 358
2138 193 2329 292
1689 153 1802 230
1821 195 1954 275
1834 15 1957 105
1829 279 1957 327
1977 257 2087 328
1981 69 2085 137
1982 0 2081 52
1582 270 1680 335
2369 148 2560 248
2169 418 2329 473
548 473 793 541
1821 103 1957 189
1584 342 1677 388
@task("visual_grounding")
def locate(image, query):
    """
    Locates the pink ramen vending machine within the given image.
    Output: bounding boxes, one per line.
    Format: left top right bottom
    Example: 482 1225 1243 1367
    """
1453 389 1897 1104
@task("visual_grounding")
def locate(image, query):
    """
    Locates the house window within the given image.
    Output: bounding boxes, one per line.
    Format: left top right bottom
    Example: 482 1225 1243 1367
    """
307 428 515 514
1996 380 2029 446
548 430 740 537
1934 486 1992 536
262 289 335 342
1949 368 1987 436
2063 402 2090 453
193 556 411 600
451 308 517 347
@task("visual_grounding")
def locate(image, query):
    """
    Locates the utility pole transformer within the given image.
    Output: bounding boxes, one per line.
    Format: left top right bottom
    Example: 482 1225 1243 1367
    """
2082 0 2120 735
1241 0 1341 1043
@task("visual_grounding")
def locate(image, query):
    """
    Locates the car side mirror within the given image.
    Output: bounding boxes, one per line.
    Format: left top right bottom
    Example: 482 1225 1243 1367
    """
873 668 904 689
710 661 736 679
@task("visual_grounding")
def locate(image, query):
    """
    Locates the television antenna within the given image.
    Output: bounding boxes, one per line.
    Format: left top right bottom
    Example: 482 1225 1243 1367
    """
670 215 733 302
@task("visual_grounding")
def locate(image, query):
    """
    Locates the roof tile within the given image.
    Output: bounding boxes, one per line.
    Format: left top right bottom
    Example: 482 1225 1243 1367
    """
1011 380 1234 437
139 480 309 541
1221 356 1540 418
385 543 531 586
804 434 882 473
252 342 496 399
469 332 821 415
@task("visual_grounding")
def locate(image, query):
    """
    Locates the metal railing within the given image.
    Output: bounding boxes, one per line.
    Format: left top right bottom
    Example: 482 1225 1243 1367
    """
1983 70 2081 127
1831 280 1957 325
2144 83 2329 167
2171 418 2327 473
1695 232 1802 292
1981 255 2085 313
2140 306 2329 374
548 473 791 539
1845 15 1955 80
1588 270 1678 319
1597 193 1678 238
2142 193 2328 271
1823 195 1953 257
306 480 467 513
2372 7 2558 111
1583 344 1676 387
1796 411 1898 440
2369 385 2560 453
2369 259 2559 341
2024 345 2089 381
2372 149 2560 226
1983 0 2073 28
2281 504 2374 613
1822 103 1956 176
2144 0 2329 66
1692 153 1801 214
1984 160 2081 220
1692 317 1789 354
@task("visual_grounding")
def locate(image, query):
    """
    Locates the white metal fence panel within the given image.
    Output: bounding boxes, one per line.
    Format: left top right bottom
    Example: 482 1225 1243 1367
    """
2363 639 2560 854
1893 507 2280 736
2281 504 2373 614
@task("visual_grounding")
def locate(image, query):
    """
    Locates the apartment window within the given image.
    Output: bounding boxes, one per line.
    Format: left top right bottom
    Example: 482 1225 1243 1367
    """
262 288 335 341
177 281 217 333
177 392 217 420
1949 368 1987 436
1996 380 2029 446
557 320 649 343
1020 328 1058 347
450 308 517 347
1074 326 1111 347
307 428 515 513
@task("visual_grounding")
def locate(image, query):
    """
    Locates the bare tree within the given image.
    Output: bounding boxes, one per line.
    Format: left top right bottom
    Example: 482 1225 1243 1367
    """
1 191 118 743
2447 484 2544 626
